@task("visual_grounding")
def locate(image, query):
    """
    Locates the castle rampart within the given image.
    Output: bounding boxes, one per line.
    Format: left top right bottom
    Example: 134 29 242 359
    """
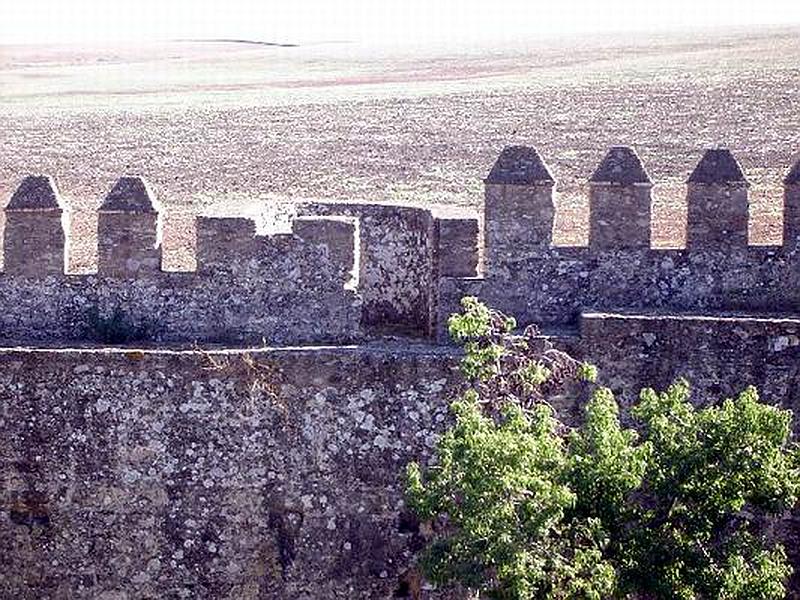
440 145 800 332
3 147 800 598
4 150 800 344
1 313 799 598
0 178 365 345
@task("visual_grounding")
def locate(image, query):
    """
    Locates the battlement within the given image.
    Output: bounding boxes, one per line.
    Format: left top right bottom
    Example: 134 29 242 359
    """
483 145 779 255
3 147 799 346
5 151 800 600
0 176 364 345
588 146 653 249
97 177 162 277
443 145 800 332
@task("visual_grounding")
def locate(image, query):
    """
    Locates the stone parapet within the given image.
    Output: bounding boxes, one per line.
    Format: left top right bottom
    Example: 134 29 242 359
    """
686 149 749 248
484 146 555 273
1 179 362 345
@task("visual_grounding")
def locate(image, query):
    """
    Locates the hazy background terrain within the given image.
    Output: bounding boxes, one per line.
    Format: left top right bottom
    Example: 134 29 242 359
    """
1 27 799 270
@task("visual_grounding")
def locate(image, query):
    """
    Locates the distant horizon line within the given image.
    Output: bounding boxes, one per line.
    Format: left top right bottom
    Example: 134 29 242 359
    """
172 38 300 48
1 22 799 49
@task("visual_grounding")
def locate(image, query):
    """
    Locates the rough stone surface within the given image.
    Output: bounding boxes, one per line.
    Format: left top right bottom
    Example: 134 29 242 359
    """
435 217 479 278
6 175 61 210
687 148 748 184
0 345 461 600
2 317 800 598
4 148 800 597
686 181 750 248
291 216 360 289
101 177 159 213
579 312 800 409
4 176 66 276
97 209 161 277
484 146 554 185
298 202 440 338
3 210 66 276
0 269 360 346
449 154 798 332
484 182 554 272
589 146 651 185
589 184 652 249
440 244 799 332
0 212 361 345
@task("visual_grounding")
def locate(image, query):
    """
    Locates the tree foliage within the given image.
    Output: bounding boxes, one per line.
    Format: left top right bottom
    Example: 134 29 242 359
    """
405 297 800 599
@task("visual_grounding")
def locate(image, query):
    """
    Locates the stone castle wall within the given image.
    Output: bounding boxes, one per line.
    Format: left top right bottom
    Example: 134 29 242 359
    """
0 345 460 600
0 177 365 345
3 147 800 598
9 146 797 344
298 202 441 338
440 146 800 332
0 178 482 344
2 313 800 599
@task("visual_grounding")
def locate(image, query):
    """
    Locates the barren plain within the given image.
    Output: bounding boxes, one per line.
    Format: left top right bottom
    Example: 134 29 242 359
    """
1 27 799 270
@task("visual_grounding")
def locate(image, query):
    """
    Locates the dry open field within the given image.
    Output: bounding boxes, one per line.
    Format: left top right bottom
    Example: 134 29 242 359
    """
1 27 799 270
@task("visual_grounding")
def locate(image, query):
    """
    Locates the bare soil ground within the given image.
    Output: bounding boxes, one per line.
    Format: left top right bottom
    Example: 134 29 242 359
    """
1 28 799 271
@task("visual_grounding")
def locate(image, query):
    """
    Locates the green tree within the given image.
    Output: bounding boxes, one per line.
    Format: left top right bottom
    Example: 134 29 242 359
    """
405 297 800 599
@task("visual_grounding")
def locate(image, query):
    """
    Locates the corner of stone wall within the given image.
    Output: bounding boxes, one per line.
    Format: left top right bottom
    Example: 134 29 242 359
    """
296 201 440 338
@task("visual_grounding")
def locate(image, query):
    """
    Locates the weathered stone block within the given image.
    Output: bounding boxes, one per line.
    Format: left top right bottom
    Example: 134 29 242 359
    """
589 184 652 249
435 216 479 277
588 147 652 249
97 177 162 277
484 147 556 274
686 149 749 248
97 212 161 276
3 175 65 276
195 216 257 273
292 216 359 286
298 202 438 338
485 184 555 266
